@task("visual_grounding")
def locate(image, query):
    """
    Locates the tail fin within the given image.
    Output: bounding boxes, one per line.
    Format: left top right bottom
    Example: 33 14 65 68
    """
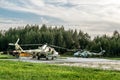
9 38 23 52
15 38 23 51
99 47 105 55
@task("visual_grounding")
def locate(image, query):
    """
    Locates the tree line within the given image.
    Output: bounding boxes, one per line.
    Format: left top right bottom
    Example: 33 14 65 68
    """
0 24 120 57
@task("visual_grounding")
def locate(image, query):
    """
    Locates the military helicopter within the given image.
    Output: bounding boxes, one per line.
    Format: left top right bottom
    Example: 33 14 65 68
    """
9 39 59 60
73 48 105 58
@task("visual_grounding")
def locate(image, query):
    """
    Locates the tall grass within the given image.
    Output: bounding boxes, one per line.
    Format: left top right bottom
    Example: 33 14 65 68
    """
0 60 120 80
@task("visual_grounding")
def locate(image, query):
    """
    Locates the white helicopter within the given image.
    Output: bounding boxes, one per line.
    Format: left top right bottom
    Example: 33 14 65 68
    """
9 39 59 60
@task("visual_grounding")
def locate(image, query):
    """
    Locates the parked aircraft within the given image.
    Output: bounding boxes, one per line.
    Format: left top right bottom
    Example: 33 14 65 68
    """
9 39 59 60
74 49 105 58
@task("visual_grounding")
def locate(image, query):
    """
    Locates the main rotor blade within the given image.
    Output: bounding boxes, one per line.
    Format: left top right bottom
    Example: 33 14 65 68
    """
18 43 81 52
20 44 43 46
49 45 67 49
49 44 80 51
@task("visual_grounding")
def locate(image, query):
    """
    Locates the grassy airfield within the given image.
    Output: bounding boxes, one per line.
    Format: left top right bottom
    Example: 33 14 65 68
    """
0 60 120 80
0 54 15 59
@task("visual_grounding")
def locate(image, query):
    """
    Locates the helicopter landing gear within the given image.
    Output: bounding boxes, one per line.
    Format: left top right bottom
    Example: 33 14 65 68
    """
46 57 48 60
51 57 54 60
46 56 54 60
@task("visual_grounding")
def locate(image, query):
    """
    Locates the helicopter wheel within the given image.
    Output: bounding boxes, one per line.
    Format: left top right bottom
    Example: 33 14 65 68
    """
51 57 54 60
37 56 40 60
46 57 48 60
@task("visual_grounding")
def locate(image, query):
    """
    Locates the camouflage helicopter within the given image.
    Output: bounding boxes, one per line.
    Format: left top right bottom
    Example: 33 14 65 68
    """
9 39 59 60
73 48 105 58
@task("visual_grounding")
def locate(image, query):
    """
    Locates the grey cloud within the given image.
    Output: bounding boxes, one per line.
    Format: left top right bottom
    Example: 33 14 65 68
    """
0 0 120 38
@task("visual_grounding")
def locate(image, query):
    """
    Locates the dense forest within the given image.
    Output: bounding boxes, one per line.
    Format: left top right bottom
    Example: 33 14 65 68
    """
0 24 120 57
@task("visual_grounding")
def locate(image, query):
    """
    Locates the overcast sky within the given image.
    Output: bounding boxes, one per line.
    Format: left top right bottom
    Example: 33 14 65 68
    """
0 0 120 37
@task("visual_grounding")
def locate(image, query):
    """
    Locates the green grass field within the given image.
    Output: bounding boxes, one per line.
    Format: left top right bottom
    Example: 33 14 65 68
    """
103 57 120 60
0 54 15 59
0 60 120 80
108 58 120 60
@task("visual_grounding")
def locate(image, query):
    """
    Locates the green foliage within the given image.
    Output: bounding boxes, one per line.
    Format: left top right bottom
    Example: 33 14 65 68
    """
0 24 82 52
87 32 120 57
0 60 120 80
0 24 120 57
0 54 15 59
